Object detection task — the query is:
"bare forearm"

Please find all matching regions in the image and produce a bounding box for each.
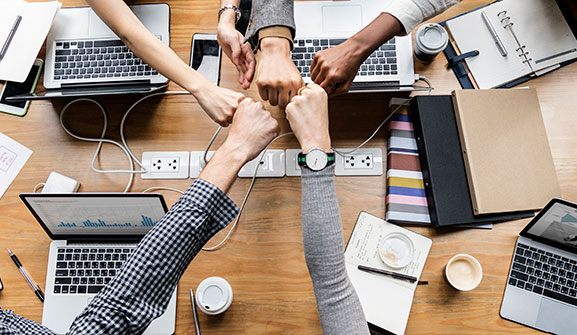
[347,13,403,61]
[86,0,209,94]
[199,145,246,193]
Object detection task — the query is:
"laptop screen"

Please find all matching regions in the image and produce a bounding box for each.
[523,199,577,250]
[20,193,168,240]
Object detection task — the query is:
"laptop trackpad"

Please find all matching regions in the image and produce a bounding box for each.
[88,11,116,37]
[536,298,577,335]
[322,5,362,33]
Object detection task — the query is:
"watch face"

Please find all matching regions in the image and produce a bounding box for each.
[306,149,328,171]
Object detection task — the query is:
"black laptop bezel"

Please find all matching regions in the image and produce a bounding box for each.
[20,193,169,243]
[520,198,577,254]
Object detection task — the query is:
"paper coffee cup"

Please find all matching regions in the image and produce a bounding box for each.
[414,23,449,64]
[444,254,483,291]
[195,277,233,315]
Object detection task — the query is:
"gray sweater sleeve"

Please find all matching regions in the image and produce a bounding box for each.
[301,166,370,335]
[244,0,295,49]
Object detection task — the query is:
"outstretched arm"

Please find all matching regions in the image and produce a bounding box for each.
[67,98,279,334]
[285,85,370,334]
[311,0,460,95]
[85,0,245,126]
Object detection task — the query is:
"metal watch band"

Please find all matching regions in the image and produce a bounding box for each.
[218,4,241,24]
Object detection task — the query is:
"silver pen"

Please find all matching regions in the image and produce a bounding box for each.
[190,289,202,335]
[0,15,23,62]
[481,11,508,57]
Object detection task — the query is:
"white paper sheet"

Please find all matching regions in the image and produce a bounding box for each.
[0,132,32,199]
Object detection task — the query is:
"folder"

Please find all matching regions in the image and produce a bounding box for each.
[409,95,534,226]
[0,0,61,82]
[452,88,561,214]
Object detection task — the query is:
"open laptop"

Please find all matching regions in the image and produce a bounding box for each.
[501,198,577,335]
[293,0,420,93]
[20,193,177,334]
[7,4,170,101]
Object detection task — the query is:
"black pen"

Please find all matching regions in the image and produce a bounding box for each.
[7,248,44,302]
[0,15,22,62]
[358,264,418,283]
[190,289,202,335]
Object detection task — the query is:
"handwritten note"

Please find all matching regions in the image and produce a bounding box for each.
[0,133,32,199]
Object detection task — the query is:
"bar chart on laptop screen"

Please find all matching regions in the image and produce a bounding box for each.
[27,197,166,235]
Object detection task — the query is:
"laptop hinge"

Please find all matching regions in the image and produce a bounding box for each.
[67,237,142,244]
[61,79,151,88]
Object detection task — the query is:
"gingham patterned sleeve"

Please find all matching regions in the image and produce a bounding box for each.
[64,178,239,334]
[0,308,56,335]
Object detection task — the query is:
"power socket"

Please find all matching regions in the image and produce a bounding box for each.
[335,148,383,176]
[190,150,285,178]
[237,149,285,178]
[189,151,215,179]
[141,152,189,179]
[285,149,302,176]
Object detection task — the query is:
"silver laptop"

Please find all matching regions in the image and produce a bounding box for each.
[501,198,577,335]
[293,0,417,93]
[20,193,177,335]
[9,4,169,101]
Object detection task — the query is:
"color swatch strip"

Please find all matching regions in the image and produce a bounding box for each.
[386,102,431,225]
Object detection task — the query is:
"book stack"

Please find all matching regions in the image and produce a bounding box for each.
[404,88,561,227]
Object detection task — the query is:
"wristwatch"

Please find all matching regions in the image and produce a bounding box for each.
[218,4,241,24]
[298,148,335,171]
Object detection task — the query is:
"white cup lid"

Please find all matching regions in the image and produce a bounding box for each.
[196,277,233,314]
[416,23,449,53]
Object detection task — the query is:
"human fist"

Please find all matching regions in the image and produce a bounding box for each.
[255,37,304,109]
[285,83,331,153]
[194,83,245,127]
[310,39,365,95]
[223,98,280,162]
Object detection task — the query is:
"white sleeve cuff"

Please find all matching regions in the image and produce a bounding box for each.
[382,0,461,34]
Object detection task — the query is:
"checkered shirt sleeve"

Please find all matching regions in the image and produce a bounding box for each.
[0,179,238,335]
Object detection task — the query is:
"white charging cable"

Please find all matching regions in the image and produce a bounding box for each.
[332,75,433,156]
[58,91,189,192]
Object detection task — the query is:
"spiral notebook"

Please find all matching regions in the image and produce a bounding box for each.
[445,0,577,89]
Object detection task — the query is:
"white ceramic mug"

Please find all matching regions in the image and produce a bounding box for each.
[444,254,483,291]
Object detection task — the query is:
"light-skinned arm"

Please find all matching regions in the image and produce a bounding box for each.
[311,0,459,95]
[217,0,256,89]
[285,85,370,335]
[85,0,245,126]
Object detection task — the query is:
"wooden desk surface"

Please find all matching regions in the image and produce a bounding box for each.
[1,0,576,333]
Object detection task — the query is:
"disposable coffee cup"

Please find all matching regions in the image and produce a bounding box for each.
[195,277,233,315]
[414,23,449,64]
[444,254,483,291]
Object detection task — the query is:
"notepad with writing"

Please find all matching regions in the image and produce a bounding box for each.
[446,0,577,89]
[345,212,432,335]
[451,88,561,215]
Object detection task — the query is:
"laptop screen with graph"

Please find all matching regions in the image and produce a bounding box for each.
[20,193,168,239]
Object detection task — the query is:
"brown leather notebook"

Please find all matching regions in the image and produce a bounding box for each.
[451,88,561,215]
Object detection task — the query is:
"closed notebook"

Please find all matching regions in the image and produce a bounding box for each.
[452,88,561,215]
[409,95,533,226]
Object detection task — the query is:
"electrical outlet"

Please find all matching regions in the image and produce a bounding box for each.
[285,149,302,176]
[190,150,285,178]
[141,152,189,179]
[238,149,285,178]
[189,151,215,179]
[335,148,383,176]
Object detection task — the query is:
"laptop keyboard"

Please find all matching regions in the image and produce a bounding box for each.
[508,242,577,306]
[54,247,135,294]
[291,38,398,78]
[53,39,160,81]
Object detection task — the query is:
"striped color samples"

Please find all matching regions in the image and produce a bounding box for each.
[386,101,431,224]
